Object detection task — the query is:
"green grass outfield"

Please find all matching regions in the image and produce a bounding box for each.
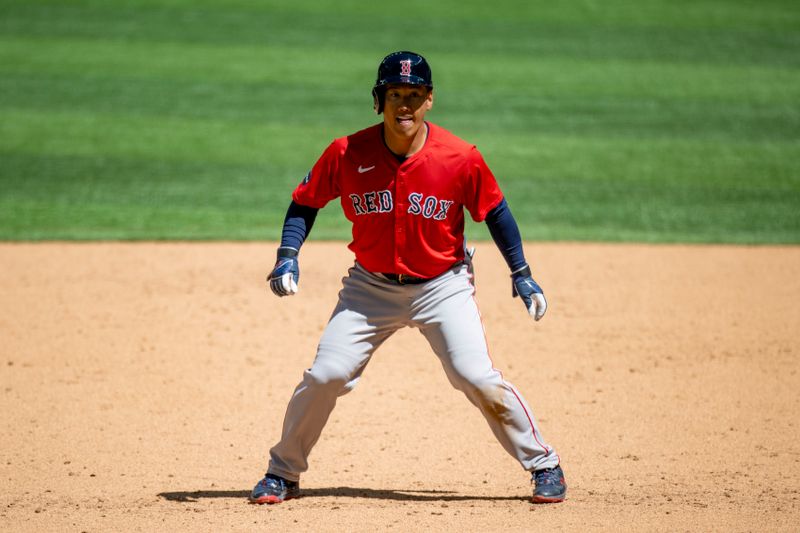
[1,0,799,243]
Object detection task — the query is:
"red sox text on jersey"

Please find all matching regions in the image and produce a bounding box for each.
[292,122,503,278]
[348,190,453,222]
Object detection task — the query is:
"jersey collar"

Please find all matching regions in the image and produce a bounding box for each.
[380,121,430,165]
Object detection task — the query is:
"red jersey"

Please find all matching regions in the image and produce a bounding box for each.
[292,122,504,278]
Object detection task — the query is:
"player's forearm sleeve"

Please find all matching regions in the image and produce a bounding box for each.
[280,200,319,251]
[485,198,528,273]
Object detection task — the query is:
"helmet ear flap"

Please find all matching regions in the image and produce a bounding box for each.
[372,88,385,114]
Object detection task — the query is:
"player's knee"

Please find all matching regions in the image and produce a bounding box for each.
[453,367,500,397]
[460,376,510,419]
[304,363,350,390]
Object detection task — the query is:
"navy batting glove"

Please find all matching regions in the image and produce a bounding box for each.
[268,247,300,297]
[511,265,547,321]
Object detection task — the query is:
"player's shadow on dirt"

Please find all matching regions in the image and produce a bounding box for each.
[158,488,526,503]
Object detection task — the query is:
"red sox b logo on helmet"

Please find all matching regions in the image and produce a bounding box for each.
[400,59,412,76]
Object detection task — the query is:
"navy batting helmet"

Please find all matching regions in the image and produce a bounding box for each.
[372,51,433,114]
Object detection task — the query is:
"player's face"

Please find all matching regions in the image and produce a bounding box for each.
[383,84,433,139]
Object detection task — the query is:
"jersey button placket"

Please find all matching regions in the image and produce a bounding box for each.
[395,171,405,270]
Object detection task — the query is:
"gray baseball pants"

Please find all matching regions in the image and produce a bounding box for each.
[267,261,559,481]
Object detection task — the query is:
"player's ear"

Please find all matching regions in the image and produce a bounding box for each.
[426,89,434,110]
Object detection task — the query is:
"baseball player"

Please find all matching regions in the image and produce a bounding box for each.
[250,51,566,504]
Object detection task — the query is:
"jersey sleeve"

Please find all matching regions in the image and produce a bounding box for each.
[291,140,343,208]
[463,147,504,222]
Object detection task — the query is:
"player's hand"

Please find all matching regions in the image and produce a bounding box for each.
[267,247,300,297]
[511,265,547,321]
[463,239,476,277]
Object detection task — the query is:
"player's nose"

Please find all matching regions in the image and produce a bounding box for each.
[398,99,416,113]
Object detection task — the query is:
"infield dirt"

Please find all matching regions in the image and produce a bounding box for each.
[1,242,798,532]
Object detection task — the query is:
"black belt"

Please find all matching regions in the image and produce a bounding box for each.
[378,260,465,285]
[379,273,433,285]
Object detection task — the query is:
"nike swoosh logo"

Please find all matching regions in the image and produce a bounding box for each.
[358,165,375,174]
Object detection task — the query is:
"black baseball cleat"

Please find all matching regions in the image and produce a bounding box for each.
[249,473,301,504]
[531,465,567,503]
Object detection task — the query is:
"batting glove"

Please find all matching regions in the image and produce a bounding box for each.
[511,265,547,321]
[268,247,299,297]
[463,239,476,277]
